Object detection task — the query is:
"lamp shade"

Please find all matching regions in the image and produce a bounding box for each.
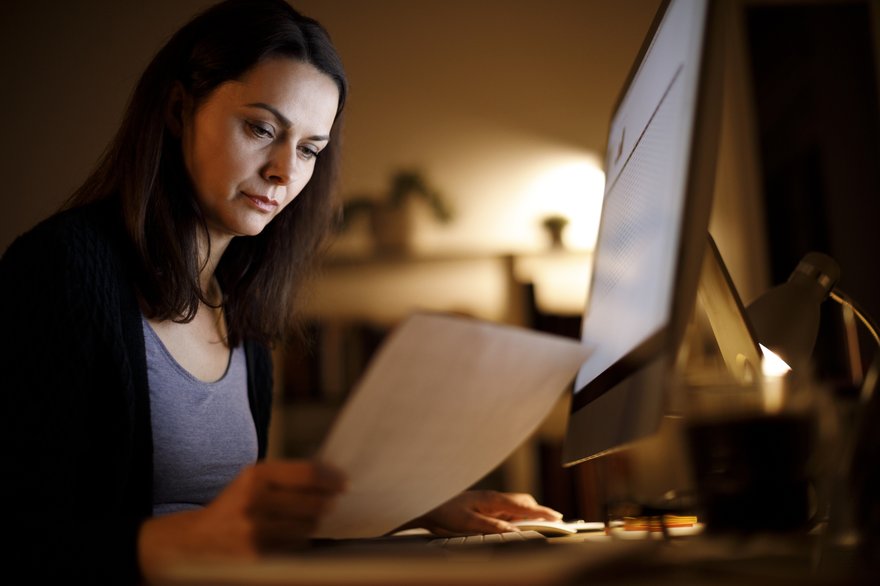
[746,252,840,373]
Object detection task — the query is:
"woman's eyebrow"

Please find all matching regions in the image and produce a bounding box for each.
[246,102,292,128]
[245,102,330,141]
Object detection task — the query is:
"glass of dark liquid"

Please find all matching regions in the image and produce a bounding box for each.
[686,411,817,534]
[679,366,823,535]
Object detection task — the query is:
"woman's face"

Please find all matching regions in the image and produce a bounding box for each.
[181,57,340,242]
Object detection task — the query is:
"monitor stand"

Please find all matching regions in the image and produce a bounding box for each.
[687,234,762,390]
[666,234,766,418]
[572,234,766,514]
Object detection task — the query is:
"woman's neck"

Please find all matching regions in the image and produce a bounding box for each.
[198,229,233,295]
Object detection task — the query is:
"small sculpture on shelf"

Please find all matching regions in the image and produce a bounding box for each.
[341,169,453,256]
[541,214,569,250]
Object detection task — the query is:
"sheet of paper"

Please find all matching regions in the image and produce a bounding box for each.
[314,312,593,539]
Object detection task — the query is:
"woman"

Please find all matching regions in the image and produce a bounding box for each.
[1,1,561,583]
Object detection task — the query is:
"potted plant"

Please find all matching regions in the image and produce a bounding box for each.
[341,170,453,255]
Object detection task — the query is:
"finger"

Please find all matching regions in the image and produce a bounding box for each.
[462,511,519,535]
[501,502,565,521]
[524,505,564,521]
[480,491,564,520]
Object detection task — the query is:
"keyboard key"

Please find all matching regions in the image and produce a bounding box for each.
[428,530,547,548]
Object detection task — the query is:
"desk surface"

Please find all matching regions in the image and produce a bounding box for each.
[153,531,872,586]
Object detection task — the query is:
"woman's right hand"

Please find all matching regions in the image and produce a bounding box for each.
[138,460,346,582]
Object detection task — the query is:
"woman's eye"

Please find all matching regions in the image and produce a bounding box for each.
[299,145,320,160]
[247,122,274,140]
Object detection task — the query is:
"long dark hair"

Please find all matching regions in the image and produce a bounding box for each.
[66,0,348,347]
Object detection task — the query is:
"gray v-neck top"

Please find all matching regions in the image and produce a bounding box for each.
[142,316,257,516]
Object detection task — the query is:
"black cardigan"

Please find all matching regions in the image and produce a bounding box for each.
[1,200,273,584]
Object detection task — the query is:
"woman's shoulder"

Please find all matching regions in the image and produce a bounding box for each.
[10,198,117,242]
[1,199,130,288]
[4,199,120,257]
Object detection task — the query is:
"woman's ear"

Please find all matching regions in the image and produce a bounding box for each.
[165,82,192,137]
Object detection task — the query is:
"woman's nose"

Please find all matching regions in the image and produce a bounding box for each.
[263,142,298,185]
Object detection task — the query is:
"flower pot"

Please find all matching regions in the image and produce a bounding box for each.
[369,205,414,256]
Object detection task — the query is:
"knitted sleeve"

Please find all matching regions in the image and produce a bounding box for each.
[1,204,149,585]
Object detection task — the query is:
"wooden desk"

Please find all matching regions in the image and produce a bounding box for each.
[152,533,649,586]
[153,532,870,585]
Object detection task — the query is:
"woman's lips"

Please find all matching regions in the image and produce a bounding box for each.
[243,192,279,213]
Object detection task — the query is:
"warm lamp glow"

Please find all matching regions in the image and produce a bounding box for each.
[522,156,605,250]
[760,343,791,413]
[760,344,792,378]
[515,252,592,315]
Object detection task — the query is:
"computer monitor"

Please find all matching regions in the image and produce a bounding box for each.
[562,0,751,466]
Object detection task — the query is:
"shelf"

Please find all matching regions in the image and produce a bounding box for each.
[302,250,592,325]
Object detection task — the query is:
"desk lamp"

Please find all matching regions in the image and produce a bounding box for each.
[746,252,840,376]
[746,252,880,379]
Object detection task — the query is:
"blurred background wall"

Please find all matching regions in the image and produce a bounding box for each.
[0,0,659,255]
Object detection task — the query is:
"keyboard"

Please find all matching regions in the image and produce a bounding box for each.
[427,530,547,547]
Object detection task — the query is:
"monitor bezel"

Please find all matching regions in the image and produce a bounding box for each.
[562,0,728,467]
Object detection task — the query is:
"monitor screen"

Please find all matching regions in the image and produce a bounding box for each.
[562,0,727,466]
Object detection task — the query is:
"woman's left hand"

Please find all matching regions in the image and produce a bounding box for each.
[409,490,564,536]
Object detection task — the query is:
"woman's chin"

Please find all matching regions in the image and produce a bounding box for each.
[229,216,274,238]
